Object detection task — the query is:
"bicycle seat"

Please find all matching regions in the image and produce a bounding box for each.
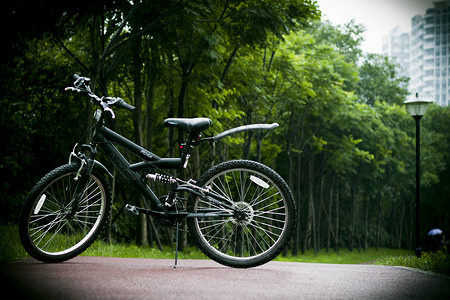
[163,117,212,134]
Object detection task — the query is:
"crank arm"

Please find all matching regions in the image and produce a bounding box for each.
[124,204,190,218]
[125,204,171,217]
[175,184,237,212]
[186,212,234,218]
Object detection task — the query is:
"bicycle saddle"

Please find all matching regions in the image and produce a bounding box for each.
[163,117,212,134]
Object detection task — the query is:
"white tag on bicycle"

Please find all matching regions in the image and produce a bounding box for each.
[94,109,102,121]
[34,194,46,215]
[250,175,269,189]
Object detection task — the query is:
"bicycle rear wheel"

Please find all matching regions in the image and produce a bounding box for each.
[187,160,296,268]
[19,163,111,263]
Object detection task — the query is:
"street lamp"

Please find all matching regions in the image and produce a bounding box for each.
[404,93,432,258]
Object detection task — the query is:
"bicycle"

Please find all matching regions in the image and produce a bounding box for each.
[19,74,296,268]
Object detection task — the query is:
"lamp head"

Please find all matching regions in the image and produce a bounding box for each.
[404,93,433,117]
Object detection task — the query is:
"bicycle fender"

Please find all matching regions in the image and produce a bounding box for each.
[93,160,114,178]
[213,123,279,142]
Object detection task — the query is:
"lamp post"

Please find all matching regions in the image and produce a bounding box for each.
[404,93,432,258]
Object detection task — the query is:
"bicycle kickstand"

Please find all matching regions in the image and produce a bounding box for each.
[174,222,180,269]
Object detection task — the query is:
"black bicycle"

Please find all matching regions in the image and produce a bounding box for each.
[19,75,296,268]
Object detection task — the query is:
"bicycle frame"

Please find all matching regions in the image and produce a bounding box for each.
[74,102,279,219]
[89,128,237,219]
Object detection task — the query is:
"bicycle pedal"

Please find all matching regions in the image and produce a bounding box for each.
[124,204,139,216]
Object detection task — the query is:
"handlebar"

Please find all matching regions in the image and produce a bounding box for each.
[114,98,136,112]
[65,74,136,114]
[66,75,277,142]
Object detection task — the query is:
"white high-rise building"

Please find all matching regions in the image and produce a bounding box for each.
[383,1,449,106]
[382,26,410,79]
[410,1,450,106]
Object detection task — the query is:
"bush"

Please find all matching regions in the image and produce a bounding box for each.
[376,249,450,276]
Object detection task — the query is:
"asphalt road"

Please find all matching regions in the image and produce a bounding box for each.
[1,257,449,299]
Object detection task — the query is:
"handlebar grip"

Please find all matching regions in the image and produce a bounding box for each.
[116,98,135,112]
[73,74,80,80]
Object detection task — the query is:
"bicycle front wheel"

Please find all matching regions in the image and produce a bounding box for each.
[187,160,296,268]
[19,163,111,263]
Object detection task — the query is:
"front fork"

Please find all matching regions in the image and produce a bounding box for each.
[67,144,97,218]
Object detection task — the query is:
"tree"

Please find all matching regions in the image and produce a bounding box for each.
[357,53,410,106]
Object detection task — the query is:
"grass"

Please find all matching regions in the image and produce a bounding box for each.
[1,223,408,263]
[81,240,208,260]
[275,248,413,264]
[0,223,29,262]
[375,251,450,276]
[2,223,449,275]
[0,223,207,262]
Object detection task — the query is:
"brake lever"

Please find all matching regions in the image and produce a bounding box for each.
[65,87,81,92]
[104,106,116,119]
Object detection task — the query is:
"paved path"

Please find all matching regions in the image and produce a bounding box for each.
[1,257,450,299]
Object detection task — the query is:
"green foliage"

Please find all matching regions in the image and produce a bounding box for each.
[376,251,450,276]
[0,36,87,222]
[357,53,410,105]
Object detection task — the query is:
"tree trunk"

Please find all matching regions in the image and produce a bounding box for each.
[176,72,189,251]
[286,109,295,256]
[144,47,164,248]
[303,156,314,254]
[243,108,253,160]
[132,32,148,246]
[335,180,340,253]
[390,194,396,248]
[317,173,325,252]
[291,151,301,256]
[364,199,369,250]
[137,196,148,246]
[376,190,382,249]
[256,135,262,163]
[145,67,155,151]
[86,13,100,142]
[349,185,356,251]
[408,201,413,250]
[326,176,334,252]
[397,199,405,249]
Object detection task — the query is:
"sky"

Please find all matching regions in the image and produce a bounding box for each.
[315,0,437,54]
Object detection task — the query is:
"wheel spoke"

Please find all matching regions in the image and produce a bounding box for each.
[190,161,295,267]
[21,166,108,261]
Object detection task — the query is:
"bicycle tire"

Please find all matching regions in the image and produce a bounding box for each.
[187,160,296,268]
[19,163,112,263]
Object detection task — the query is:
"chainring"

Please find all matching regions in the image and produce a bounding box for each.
[153,195,186,228]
